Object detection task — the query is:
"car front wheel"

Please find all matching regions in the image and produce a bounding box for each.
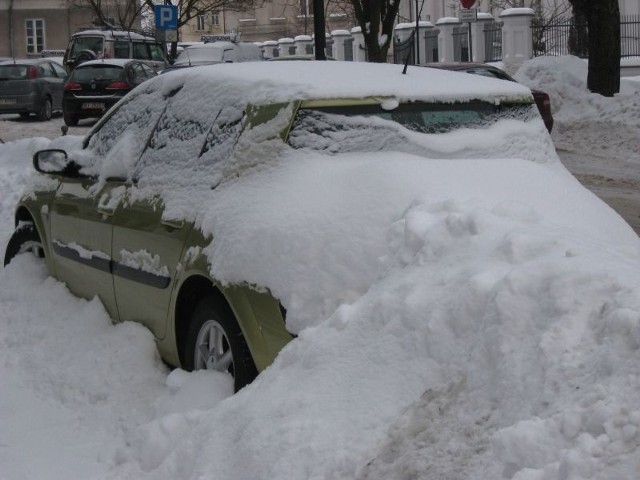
[184,295,258,392]
[4,222,45,267]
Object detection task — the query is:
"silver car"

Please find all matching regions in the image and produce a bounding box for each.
[0,58,68,121]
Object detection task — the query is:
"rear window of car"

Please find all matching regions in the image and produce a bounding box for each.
[0,65,29,80]
[70,36,104,58]
[289,102,537,154]
[71,65,123,81]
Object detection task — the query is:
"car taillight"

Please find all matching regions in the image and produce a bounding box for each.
[64,82,82,91]
[27,66,38,79]
[106,80,130,90]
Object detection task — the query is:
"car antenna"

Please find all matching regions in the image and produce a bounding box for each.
[402,0,427,75]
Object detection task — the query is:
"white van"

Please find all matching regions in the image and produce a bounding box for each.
[63,28,168,73]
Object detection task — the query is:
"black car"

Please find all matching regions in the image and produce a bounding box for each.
[62,58,157,126]
[0,58,68,121]
[423,62,554,133]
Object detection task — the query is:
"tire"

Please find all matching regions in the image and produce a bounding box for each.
[63,111,79,127]
[4,222,45,267]
[75,50,97,66]
[184,296,258,392]
[37,97,52,121]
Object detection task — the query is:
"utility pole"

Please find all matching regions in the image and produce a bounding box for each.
[313,0,326,59]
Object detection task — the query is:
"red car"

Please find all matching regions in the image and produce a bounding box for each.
[423,62,554,133]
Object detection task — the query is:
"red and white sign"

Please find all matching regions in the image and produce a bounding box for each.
[460,0,476,8]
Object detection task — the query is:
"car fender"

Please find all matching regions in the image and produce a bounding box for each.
[161,229,292,371]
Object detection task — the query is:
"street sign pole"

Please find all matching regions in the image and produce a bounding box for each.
[458,6,477,62]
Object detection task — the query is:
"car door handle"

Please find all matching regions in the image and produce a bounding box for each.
[161,218,184,230]
[97,205,115,217]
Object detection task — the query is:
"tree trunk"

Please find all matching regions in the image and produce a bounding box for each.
[569,0,620,96]
[351,0,400,62]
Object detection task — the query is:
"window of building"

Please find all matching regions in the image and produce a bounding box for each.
[211,13,220,26]
[197,15,206,31]
[26,19,45,54]
[299,0,311,16]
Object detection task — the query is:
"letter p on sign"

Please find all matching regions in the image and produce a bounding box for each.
[155,5,178,29]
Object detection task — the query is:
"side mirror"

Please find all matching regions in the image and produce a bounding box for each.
[33,149,82,177]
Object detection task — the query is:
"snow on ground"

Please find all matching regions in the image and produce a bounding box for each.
[1,56,640,480]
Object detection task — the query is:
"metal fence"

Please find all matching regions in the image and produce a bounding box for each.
[344,37,354,61]
[452,25,469,61]
[532,15,640,58]
[484,20,502,62]
[622,14,640,57]
[423,28,439,63]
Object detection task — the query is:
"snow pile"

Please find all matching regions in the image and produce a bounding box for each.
[515,55,640,160]
[1,57,640,480]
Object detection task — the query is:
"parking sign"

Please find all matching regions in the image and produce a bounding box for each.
[155,5,178,30]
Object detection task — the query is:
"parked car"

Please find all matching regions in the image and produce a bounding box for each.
[0,58,68,121]
[63,28,168,73]
[164,41,262,71]
[62,58,157,126]
[5,62,564,392]
[422,62,554,133]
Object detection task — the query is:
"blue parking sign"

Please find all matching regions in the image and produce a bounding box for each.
[155,5,178,29]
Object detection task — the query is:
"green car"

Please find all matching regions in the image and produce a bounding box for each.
[4,62,536,391]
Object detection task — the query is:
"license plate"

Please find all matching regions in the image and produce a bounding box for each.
[0,98,17,105]
[82,102,104,110]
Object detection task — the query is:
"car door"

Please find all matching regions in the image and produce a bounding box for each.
[49,81,168,320]
[49,61,68,110]
[110,93,244,339]
[48,177,122,320]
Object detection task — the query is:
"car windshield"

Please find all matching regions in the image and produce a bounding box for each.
[70,36,104,58]
[0,65,29,80]
[71,66,123,81]
[289,102,537,155]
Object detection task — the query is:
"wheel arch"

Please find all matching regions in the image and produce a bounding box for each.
[174,275,234,368]
[11,204,55,274]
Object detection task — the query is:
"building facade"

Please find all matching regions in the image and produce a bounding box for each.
[0,0,140,59]
[180,0,353,44]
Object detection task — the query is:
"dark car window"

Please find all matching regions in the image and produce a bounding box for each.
[130,63,147,83]
[0,65,29,79]
[114,41,130,59]
[71,66,124,82]
[51,62,68,79]
[140,63,157,78]
[148,44,166,62]
[38,62,55,78]
[70,36,104,57]
[132,43,151,60]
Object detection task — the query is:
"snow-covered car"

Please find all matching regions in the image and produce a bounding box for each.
[163,41,262,71]
[4,61,636,393]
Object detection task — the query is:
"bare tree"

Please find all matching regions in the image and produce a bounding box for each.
[69,0,148,30]
[350,0,401,62]
[568,0,620,96]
